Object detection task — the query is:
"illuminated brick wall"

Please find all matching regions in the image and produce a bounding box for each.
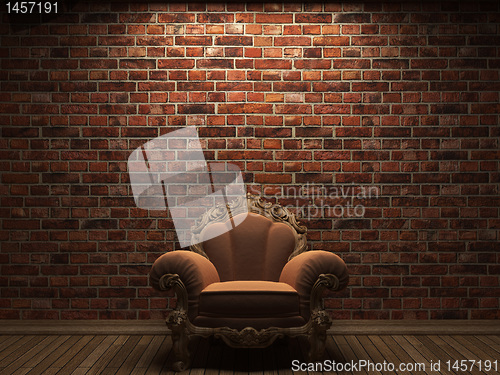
[1,2,499,319]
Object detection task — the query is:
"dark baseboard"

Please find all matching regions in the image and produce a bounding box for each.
[0,320,499,335]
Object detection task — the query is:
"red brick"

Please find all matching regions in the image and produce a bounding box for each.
[214,36,252,46]
[158,13,195,23]
[196,59,234,69]
[274,37,311,46]
[2,266,39,275]
[175,36,212,45]
[177,104,215,114]
[273,82,310,92]
[333,59,371,69]
[313,82,351,92]
[197,13,233,23]
[295,13,332,23]
[99,36,135,46]
[177,82,214,91]
[136,36,173,46]
[1,59,39,69]
[216,82,253,91]
[255,13,293,23]
[294,59,331,69]
[313,104,350,114]
[255,59,292,69]
[119,59,155,69]
[218,103,273,114]
[333,13,370,23]
[255,174,292,183]
[313,36,350,46]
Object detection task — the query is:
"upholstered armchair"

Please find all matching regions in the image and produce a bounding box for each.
[150,194,348,371]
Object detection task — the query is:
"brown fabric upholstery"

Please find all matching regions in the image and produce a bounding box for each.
[199,281,300,317]
[199,213,296,281]
[279,250,349,320]
[149,250,220,319]
[193,316,306,331]
[195,280,305,329]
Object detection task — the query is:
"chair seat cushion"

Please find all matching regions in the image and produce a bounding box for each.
[198,280,300,318]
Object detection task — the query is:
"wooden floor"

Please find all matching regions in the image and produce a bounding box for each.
[0,334,499,375]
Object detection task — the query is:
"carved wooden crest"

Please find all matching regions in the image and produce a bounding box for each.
[189,193,308,260]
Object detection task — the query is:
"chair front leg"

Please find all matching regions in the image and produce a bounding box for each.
[308,309,331,361]
[160,274,191,371]
[307,274,339,362]
[167,310,191,371]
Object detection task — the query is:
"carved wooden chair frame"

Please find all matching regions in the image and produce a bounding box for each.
[157,193,342,371]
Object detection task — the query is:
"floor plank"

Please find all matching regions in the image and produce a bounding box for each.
[135,335,164,369]
[273,340,293,375]
[447,335,496,374]
[397,335,434,374]
[0,333,498,374]
[288,336,306,374]
[0,336,43,365]
[262,341,279,375]
[115,335,154,375]
[106,335,143,370]
[413,335,462,375]
[484,334,500,346]
[219,339,237,375]
[325,336,354,375]
[86,335,129,375]
[356,335,393,374]
[148,335,173,375]
[190,336,210,375]
[205,338,224,375]
[458,335,500,361]
[56,335,107,375]
[0,334,18,348]
[49,335,88,369]
[22,335,74,375]
[35,367,59,375]
[343,335,375,375]
[78,334,119,369]
[365,335,406,375]
[1,336,58,374]
[474,335,500,355]
[378,335,426,375]
[10,369,31,375]
[436,335,490,375]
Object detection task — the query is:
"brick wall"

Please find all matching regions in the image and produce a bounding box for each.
[1,2,499,320]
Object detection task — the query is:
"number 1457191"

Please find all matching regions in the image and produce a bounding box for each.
[6,2,58,14]
[446,360,498,373]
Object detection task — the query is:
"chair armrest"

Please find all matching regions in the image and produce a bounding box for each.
[149,250,220,318]
[279,250,348,319]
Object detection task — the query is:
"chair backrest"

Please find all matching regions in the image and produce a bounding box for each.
[189,194,307,282]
